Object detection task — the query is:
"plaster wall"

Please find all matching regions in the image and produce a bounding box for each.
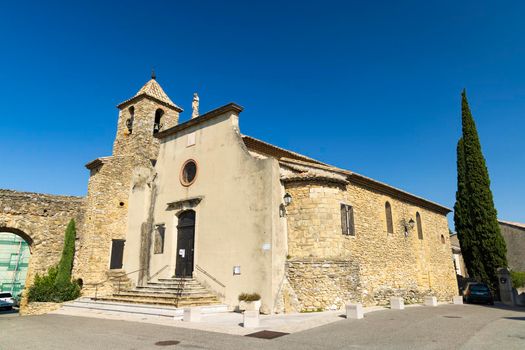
[126,110,286,313]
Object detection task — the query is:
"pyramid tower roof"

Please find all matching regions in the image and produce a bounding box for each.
[118,76,182,111]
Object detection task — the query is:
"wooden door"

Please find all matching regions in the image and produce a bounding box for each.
[175,211,195,277]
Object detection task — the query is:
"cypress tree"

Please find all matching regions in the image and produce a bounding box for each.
[456,90,507,291]
[54,219,76,287]
[454,138,474,275]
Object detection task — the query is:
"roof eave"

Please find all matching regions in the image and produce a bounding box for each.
[155,103,243,139]
[117,93,183,112]
[277,157,451,215]
[349,173,452,215]
[85,156,112,170]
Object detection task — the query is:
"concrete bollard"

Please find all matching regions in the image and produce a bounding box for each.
[424,296,438,307]
[390,297,405,310]
[183,307,201,322]
[243,310,260,328]
[345,303,364,319]
[453,296,464,305]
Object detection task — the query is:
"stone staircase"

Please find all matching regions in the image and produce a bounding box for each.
[59,298,227,319]
[96,277,222,308]
[58,277,227,318]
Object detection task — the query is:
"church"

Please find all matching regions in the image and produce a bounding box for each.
[0,75,458,314]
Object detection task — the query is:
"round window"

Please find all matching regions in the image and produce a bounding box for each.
[180,160,197,186]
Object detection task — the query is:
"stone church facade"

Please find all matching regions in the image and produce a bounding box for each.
[0,76,458,313]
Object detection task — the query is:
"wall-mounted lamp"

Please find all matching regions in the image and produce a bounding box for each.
[408,218,415,229]
[284,193,292,206]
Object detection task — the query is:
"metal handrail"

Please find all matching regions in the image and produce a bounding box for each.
[195,264,225,288]
[174,266,187,308]
[148,264,169,281]
[84,268,146,301]
[85,264,169,301]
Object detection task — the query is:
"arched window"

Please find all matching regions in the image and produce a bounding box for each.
[385,201,393,234]
[126,106,134,133]
[153,109,164,134]
[416,212,423,240]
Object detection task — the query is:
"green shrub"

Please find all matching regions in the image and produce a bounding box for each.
[511,271,525,289]
[27,219,81,303]
[28,266,81,302]
[238,292,261,302]
[28,266,59,302]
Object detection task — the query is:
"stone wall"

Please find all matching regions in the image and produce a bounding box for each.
[286,258,360,311]
[113,97,179,161]
[0,189,85,311]
[20,301,62,316]
[75,95,177,296]
[74,156,155,295]
[499,222,525,271]
[284,180,458,308]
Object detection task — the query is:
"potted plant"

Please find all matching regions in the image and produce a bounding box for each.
[238,292,261,312]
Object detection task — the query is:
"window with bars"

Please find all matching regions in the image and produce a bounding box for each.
[341,204,355,236]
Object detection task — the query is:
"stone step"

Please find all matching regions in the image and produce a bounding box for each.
[97,296,220,307]
[124,289,213,297]
[60,298,227,318]
[134,287,209,295]
[142,282,206,289]
[115,291,218,300]
[158,278,199,283]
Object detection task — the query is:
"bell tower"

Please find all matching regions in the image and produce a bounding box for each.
[113,72,182,160]
[76,73,182,292]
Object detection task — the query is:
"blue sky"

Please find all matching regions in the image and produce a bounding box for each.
[1,1,524,226]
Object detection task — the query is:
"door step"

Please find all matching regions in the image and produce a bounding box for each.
[58,298,228,319]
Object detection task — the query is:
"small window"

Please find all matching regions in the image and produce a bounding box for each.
[126,106,134,134]
[341,204,355,236]
[441,234,445,244]
[180,160,198,186]
[416,212,423,240]
[385,201,393,234]
[154,224,165,254]
[109,239,125,269]
[153,109,164,134]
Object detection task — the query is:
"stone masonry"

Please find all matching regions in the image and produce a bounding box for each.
[0,189,85,311]
[74,79,181,295]
[286,259,361,311]
[284,180,458,310]
[499,221,525,271]
[1,76,459,314]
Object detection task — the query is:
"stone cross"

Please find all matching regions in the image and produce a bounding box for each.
[192,93,199,119]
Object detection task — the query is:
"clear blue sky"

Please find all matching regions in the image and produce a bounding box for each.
[1,1,524,226]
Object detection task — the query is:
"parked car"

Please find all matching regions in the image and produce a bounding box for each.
[463,282,494,305]
[0,292,15,310]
